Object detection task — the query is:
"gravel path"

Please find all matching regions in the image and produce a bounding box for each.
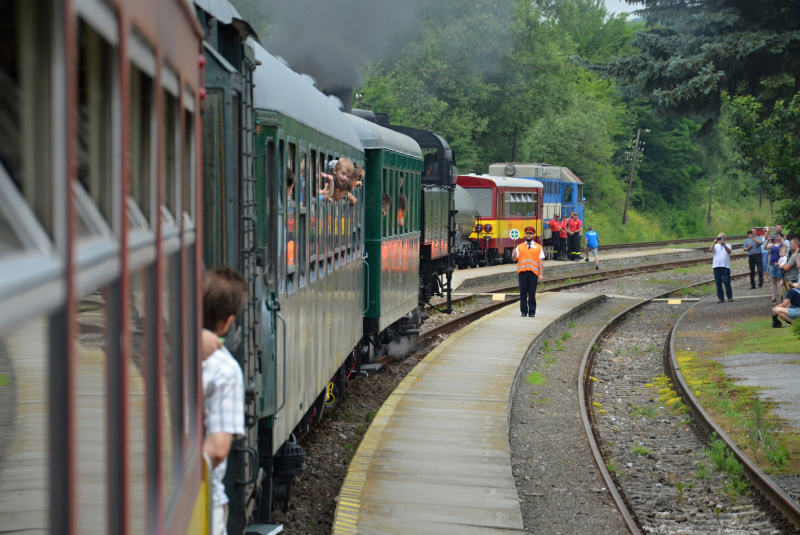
[510,297,631,534]
[589,277,791,534]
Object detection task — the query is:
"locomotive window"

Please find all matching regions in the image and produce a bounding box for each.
[77,20,116,230]
[422,148,438,180]
[563,185,573,204]
[466,188,493,218]
[577,184,583,202]
[129,64,154,227]
[161,88,180,218]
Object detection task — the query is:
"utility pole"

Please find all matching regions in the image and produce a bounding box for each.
[622,128,642,226]
[511,125,518,162]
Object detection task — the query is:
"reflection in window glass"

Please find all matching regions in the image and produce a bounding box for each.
[76,288,109,534]
[183,109,195,220]
[466,188,494,218]
[162,253,182,513]
[128,270,147,535]
[162,90,179,217]
[0,318,50,532]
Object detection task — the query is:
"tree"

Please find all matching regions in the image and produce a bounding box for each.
[722,91,800,234]
[588,0,800,120]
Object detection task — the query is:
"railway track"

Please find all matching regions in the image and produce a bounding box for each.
[579,276,800,534]
[598,235,748,252]
[423,252,748,327]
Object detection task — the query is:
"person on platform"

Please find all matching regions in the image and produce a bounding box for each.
[782,238,800,285]
[558,215,568,261]
[709,232,733,303]
[584,226,600,270]
[567,211,583,261]
[743,227,764,289]
[548,214,562,260]
[202,267,246,535]
[512,226,545,318]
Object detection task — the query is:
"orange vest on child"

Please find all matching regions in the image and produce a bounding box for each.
[516,242,543,276]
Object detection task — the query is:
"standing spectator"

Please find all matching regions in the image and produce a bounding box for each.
[743,227,764,289]
[202,267,247,535]
[547,214,562,260]
[584,226,600,270]
[761,226,771,273]
[772,279,800,327]
[512,226,545,317]
[558,215,568,261]
[767,235,786,302]
[567,211,583,261]
[709,233,733,303]
[782,238,800,284]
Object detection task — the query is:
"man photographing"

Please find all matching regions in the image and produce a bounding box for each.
[709,233,733,303]
[512,226,545,317]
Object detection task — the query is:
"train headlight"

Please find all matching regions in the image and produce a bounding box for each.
[475,224,483,233]
[483,223,493,233]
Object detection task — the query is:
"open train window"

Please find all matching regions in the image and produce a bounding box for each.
[277,139,285,294]
[183,102,196,232]
[298,150,307,287]
[422,148,438,180]
[286,142,295,294]
[129,60,155,255]
[308,150,316,282]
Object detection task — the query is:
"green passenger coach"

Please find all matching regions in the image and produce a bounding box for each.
[250,38,365,522]
[344,114,423,338]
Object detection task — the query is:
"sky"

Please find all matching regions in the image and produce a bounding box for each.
[605,0,645,16]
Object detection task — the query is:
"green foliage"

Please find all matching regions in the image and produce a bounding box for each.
[365,410,377,422]
[560,331,572,341]
[632,443,651,455]
[631,405,657,419]
[555,340,563,351]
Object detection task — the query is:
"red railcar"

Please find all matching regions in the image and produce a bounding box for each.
[456,175,544,266]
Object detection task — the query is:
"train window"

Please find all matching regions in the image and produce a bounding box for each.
[77,20,117,232]
[277,139,285,294]
[299,151,307,287]
[183,106,196,223]
[265,139,277,289]
[308,151,316,282]
[75,286,114,535]
[0,317,52,532]
[129,64,155,230]
[577,184,584,203]
[183,242,198,468]
[161,87,180,219]
[465,188,494,218]
[382,169,388,239]
[563,185,573,204]
[161,252,183,514]
[128,269,147,535]
[422,148,438,180]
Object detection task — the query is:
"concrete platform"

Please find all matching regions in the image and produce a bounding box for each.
[451,247,700,291]
[332,292,603,534]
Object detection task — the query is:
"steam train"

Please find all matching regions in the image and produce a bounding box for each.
[0,0,473,533]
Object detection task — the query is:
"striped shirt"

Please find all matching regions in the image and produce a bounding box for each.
[203,346,245,507]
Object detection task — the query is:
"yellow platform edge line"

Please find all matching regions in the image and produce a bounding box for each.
[330,305,511,534]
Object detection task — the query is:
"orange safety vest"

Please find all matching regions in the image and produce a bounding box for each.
[516,241,543,276]
[288,240,295,265]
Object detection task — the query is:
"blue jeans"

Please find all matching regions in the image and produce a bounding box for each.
[714,267,733,301]
[762,252,769,273]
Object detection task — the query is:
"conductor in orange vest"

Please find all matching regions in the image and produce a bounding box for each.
[512,226,546,317]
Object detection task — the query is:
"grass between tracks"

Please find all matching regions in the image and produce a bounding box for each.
[676,337,800,474]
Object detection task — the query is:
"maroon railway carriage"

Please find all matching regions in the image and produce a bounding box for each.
[0,0,209,533]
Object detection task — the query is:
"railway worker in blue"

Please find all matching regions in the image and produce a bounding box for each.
[743,228,764,289]
[709,233,734,303]
[584,226,600,270]
[202,267,247,535]
[512,226,545,317]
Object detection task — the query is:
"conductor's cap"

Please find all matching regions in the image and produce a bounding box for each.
[524,226,536,234]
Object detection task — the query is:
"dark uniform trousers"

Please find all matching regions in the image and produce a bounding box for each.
[519,271,539,316]
[551,234,561,260]
[569,233,581,260]
[559,236,567,260]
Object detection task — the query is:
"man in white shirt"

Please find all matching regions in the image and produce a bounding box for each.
[202,267,247,535]
[709,232,733,303]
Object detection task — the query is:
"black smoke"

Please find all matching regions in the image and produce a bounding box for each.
[259,0,420,91]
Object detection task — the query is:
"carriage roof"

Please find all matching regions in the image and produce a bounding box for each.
[344,114,422,159]
[458,174,543,190]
